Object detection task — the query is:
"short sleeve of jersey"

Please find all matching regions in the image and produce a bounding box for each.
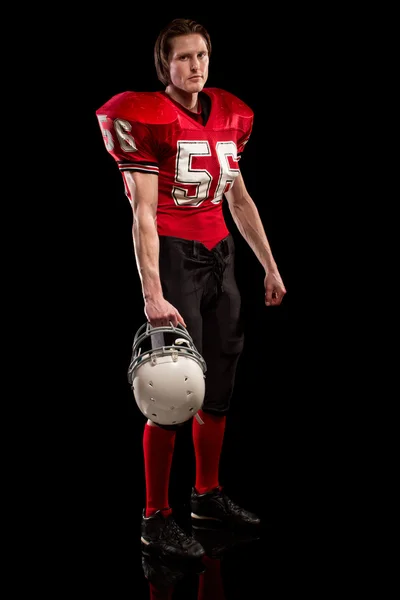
[237,115,253,158]
[96,94,160,175]
[208,88,254,160]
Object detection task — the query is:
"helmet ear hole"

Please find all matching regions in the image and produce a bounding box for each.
[128,322,207,426]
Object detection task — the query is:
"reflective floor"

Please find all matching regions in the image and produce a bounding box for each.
[140,523,265,599]
[88,514,282,598]
[68,475,298,599]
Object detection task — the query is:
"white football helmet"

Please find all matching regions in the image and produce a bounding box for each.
[127,322,207,426]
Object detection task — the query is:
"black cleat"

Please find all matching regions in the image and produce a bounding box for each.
[191,487,261,530]
[141,510,205,561]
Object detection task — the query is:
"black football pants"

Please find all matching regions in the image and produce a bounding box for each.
[158,234,244,415]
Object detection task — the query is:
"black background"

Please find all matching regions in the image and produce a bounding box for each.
[31,8,335,595]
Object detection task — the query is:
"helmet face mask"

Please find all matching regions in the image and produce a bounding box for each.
[128,322,207,426]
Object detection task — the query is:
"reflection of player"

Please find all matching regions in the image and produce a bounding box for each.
[143,528,260,600]
[198,556,225,600]
[96,17,286,562]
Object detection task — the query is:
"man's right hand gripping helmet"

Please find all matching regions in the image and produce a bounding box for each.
[127,322,207,426]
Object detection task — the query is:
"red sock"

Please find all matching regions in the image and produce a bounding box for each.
[143,423,176,517]
[192,410,226,494]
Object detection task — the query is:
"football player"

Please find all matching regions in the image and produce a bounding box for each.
[96,18,286,561]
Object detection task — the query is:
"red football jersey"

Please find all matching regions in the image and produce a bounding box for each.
[96,88,253,250]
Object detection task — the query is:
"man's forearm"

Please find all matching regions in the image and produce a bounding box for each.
[229,197,277,272]
[132,212,163,300]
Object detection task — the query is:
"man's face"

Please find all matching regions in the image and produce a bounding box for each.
[168,34,209,93]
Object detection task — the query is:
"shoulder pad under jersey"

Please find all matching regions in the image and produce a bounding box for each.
[203,88,254,118]
[96,91,179,125]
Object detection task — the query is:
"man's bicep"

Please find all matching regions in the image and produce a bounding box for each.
[123,171,159,217]
[225,171,248,207]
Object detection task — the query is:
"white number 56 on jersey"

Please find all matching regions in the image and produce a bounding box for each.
[98,116,240,206]
[172,140,240,206]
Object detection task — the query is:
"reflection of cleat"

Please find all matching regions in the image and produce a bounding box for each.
[193,527,261,559]
[191,487,261,530]
[141,550,186,587]
[141,548,206,587]
[141,509,205,561]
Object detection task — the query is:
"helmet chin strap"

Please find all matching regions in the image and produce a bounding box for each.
[174,338,190,347]
[151,331,165,348]
[177,339,204,424]
[194,412,204,425]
